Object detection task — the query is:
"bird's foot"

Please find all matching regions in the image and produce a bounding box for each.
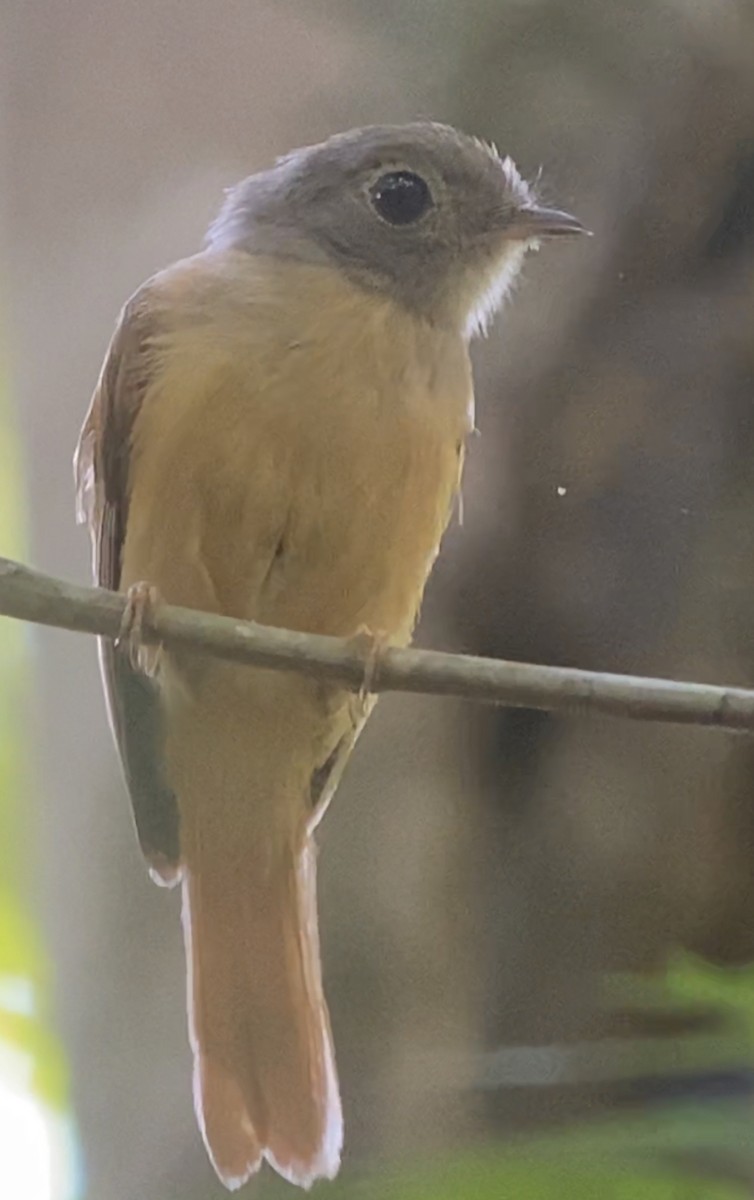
[116,581,163,677]
[348,625,390,710]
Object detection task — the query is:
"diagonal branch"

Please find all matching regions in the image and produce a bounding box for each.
[1,554,754,731]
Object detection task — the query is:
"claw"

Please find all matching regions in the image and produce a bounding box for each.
[348,625,389,714]
[116,581,163,677]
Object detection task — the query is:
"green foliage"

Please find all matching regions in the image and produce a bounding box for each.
[0,360,68,1112]
[307,1103,749,1199]
[348,1145,744,1200]
[666,953,754,1042]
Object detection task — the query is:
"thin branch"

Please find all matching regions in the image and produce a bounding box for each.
[1,554,754,731]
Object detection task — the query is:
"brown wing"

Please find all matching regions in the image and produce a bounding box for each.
[75,287,181,883]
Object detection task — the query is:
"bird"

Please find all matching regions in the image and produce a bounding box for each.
[74,121,585,1190]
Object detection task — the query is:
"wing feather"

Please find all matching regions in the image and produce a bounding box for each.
[75,288,181,882]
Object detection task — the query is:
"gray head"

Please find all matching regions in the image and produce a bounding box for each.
[207,122,585,338]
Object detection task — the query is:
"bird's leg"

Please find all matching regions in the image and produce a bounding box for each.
[347,625,390,720]
[116,581,164,677]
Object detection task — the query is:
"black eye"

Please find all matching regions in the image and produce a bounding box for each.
[369,171,432,226]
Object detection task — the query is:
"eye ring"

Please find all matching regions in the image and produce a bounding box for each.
[369,170,433,227]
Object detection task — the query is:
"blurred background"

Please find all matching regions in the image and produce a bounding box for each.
[4,1,754,1196]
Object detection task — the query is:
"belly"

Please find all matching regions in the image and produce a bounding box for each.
[123,258,472,647]
[255,418,464,643]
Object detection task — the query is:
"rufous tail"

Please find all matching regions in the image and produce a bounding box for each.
[181,820,342,1190]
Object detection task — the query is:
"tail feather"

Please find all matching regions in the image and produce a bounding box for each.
[181,827,342,1190]
[194,1058,263,1189]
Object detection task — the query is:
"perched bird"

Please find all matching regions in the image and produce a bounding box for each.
[75,122,585,1190]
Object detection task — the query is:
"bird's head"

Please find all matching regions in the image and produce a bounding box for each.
[208,122,587,338]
